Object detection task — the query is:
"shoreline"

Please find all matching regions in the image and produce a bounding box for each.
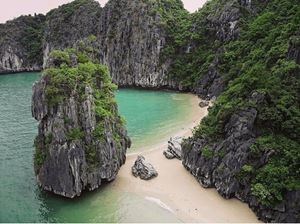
[111,94,260,223]
[127,93,202,154]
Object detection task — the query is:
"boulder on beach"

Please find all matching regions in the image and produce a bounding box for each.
[163,150,176,159]
[132,156,158,180]
[163,137,182,160]
[199,100,210,108]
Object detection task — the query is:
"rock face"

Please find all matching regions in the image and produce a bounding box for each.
[183,108,257,191]
[182,103,300,222]
[205,2,242,43]
[132,156,158,180]
[0,0,190,89]
[195,49,226,99]
[0,0,176,88]
[0,0,260,92]
[97,0,172,88]
[42,0,176,87]
[42,0,102,68]
[0,15,45,73]
[163,137,182,160]
[32,49,130,198]
[191,0,255,99]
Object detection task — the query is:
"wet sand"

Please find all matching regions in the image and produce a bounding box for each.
[111,95,260,223]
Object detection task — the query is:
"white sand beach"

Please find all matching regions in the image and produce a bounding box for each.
[111,95,260,223]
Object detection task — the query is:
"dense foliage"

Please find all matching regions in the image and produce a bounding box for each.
[250,135,300,206]
[180,0,300,206]
[19,15,46,64]
[152,0,192,63]
[157,0,227,87]
[47,0,99,20]
[0,14,46,66]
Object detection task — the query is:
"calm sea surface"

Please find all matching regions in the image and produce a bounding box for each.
[0,72,194,222]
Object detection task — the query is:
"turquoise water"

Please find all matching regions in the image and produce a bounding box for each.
[116,89,192,150]
[0,72,194,222]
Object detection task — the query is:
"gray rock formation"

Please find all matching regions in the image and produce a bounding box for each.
[97,0,172,88]
[0,0,183,88]
[42,0,102,68]
[0,0,257,92]
[183,108,258,191]
[163,150,176,159]
[163,137,182,160]
[199,100,210,108]
[0,15,45,73]
[195,49,226,99]
[205,1,241,43]
[182,101,300,222]
[191,0,255,99]
[132,156,158,180]
[32,50,130,198]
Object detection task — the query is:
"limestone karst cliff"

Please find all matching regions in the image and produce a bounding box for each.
[41,0,179,87]
[32,49,130,198]
[1,0,299,221]
[97,0,171,87]
[0,0,186,88]
[42,0,102,67]
[0,14,45,73]
[181,0,300,222]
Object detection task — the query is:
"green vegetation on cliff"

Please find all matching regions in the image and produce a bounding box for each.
[250,135,300,206]
[158,0,225,87]
[184,0,300,207]
[47,0,97,20]
[0,14,46,66]
[35,48,126,170]
[1,0,298,217]
[153,0,191,62]
[33,136,47,173]
[19,15,45,64]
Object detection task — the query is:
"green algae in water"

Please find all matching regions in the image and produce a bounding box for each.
[0,72,194,222]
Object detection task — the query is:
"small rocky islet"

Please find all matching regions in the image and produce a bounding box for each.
[32,48,131,198]
[0,0,299,222]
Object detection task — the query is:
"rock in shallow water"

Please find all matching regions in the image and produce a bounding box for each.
[163,137,182,160]
[132,156,158,180]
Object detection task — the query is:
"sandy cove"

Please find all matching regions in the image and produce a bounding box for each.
[110,94,260,223]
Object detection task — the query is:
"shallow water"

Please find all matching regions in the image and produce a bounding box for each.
[116,88,193,151]
[0,72,196,222]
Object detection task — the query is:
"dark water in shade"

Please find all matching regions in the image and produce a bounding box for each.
[0,72,194,222]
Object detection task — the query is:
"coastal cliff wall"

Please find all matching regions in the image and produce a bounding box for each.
[42,0,102,67]
[181,0,300,222]
[0,0,182,88]
[0,15,45,73]
[97,0,171,88]
[0,0,299,221]
[42,0,185,88]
